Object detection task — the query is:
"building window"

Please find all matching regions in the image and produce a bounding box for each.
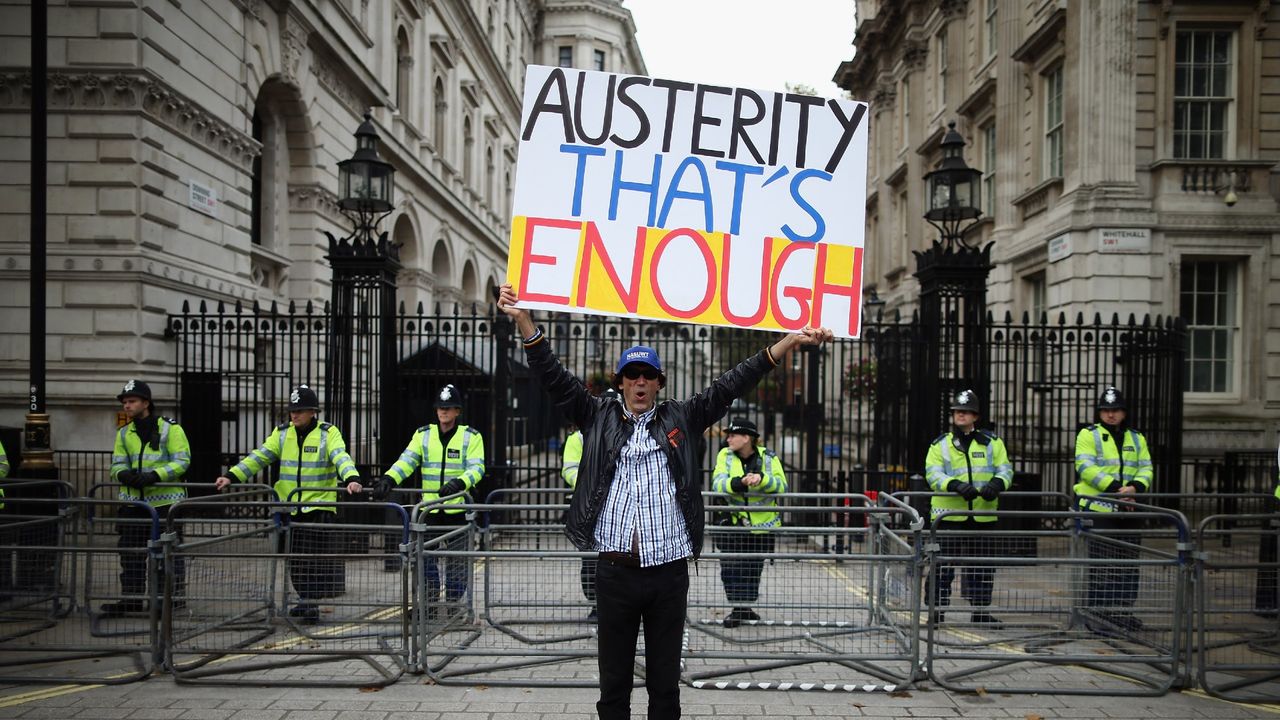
[1174,29,1233,159]
[982,123,996,217]
[433,76,447,152]
[897,78,910,150]
[250,109,263,246]
[936,28,948,110]
[895,190,909,268]
[463,115,474,180]
[593,49,606,71]
[1043,65,1063,179]
[558,45,573,67]
[1024,272,1046,322]
[395,28,411,112]
[1180,260,1239,394]
[984,0,998,60]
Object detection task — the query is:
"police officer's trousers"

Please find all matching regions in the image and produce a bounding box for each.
[117,503,184,598]
[288,510,342,601]
[719,532,774,604]
[423,510,469,602]
[927,518,997,609]
[1085,512,1142,609]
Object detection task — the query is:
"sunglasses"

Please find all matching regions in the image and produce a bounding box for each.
[621,366,659,381]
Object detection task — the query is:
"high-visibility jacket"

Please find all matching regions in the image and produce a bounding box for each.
[925,430,1012,522]
[0,439,8,509]
[111,417,190,508]
[228,421,358,513]
[1274,443,1279,502]
[386,424,485,514]
[1073,423,1152,512]
[561,431,583,488]
[711,445,786,530]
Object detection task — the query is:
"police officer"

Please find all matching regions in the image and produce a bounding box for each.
[712,418,786,628]
[1074,385,1153,633]
[215,385,363,624]
[562,389,618,621]
[104,379,191,617]
[924,389,1012,625]
[369,384,485,611]
[1257,442,1280,618]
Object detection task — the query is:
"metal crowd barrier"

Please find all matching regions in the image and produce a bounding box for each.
[0,483,162,684]
[162,490,412,686]
[903,492,1192,696]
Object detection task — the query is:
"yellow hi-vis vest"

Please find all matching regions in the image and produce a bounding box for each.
[561,430,583,488]
[111,417,190,507]
[1073,424,1153,512]
[925,430,1013,522]
[386,424,485,514]
[0,439,8,509]
[228,421,358,513]
[711,446,786,530]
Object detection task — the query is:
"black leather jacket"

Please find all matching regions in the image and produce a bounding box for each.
[524,337,779,558]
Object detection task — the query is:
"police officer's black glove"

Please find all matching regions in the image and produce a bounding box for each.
[729,477,747,493]
[439,478,467,498]
[979,477,1004,502]
[947,479,980,502]
[373,476,396,502]
[116,469,139,487]
[138,470,160,487]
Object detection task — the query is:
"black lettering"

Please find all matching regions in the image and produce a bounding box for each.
[823,100,867,173]
[729,89,766,165]
[691,84,730,158]
[652,78,695,153]
[609,76,652,148]
[768,91,784,166]
[521,68,575,142]
[573,71,616,145]
[784,93,825,168]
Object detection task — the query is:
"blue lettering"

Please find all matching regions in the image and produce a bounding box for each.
[609,149,662,227]
[559,144,606,217]
[657,156,714,231]
[781,168,832,242]
[713,160,763,235]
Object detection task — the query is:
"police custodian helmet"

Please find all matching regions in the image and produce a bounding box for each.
[287,385,320,411]
[435,384,464,409]
[949,389,980,413]
[1096,385,1126,411]
[117,379,153,403]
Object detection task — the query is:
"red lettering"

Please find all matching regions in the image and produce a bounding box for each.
[769,241,812,330]
[718,235,771,327]
[519,217,579,304]
[576,222,646,313]
[810,245,862,336]
[650,228,716,319]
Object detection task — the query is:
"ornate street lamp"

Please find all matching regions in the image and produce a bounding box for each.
[922,121,983,248]
[335,111,396,247]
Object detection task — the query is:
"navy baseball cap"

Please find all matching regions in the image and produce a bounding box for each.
[616,345,662,374]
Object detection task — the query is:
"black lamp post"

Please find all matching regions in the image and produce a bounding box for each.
[324,112,401,473]
[910,121,992,467]
[922,122,983,248]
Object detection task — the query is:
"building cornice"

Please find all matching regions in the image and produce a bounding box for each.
[0,68,260,171]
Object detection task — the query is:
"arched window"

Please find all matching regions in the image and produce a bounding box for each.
[251,109,263,246]
[433,76,447,152]
[485,145,495,206]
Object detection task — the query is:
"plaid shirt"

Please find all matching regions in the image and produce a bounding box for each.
[594,405,692,566]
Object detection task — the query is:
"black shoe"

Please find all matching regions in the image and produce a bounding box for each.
[100,599,146,618]
[724,607,753,628]
[1255,609,1278,620]
[928,610,946,625]
[742,608,761,622]
[586,606,598,622]
[970,612,1002,626]
[1109,612,1143,632]
[289,603,320,625]
[383,557,403,573]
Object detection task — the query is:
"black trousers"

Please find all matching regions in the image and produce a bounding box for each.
[595,556,688,720]
[423,511,469,602]
[1086,512,1142,609]
[1257,514,1279,612]
[117,504,184,596]
[288,509,342,601]
[927,519,997,608]
[718,532,774,605]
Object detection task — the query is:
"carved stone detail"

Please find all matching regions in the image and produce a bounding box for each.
[0,71,258,169]
[288,183,344,224]
[901,40,928,70]
[281,11,311,85]
[939,0,968,18]
[314,58,363,115]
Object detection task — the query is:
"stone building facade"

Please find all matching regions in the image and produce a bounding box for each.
[836,0,1280,450]
[0,0,644,451]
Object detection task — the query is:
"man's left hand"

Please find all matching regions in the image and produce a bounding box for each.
[345,479,364,496]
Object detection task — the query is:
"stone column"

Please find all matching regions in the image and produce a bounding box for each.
[1074,0,1137,187]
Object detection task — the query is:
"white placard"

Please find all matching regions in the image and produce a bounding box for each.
[1047,233,1072,263]
[1097,228,1150,254]
[188,180,218,217]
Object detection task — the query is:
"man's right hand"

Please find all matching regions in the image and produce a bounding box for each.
[497,284,537,338]
[372,476,396,502]
[947,480,980,502]
[214,476,233,492]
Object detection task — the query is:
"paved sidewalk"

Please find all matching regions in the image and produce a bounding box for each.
[1,677,1278,720]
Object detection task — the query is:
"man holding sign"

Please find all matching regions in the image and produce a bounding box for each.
[499,283,832,720]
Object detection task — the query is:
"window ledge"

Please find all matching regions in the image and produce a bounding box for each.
[1012,177,1063,220]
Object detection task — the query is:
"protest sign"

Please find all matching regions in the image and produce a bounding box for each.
[506,66,870,337]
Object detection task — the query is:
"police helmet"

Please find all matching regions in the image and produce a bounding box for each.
[950,389,980,413]
[1097,385,1126,411]
[116,379,153,403]
[725,417,760,437]
[435,384,464,409]
[287,385,320,411]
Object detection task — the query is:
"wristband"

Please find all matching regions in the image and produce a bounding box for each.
[522,327,545,347]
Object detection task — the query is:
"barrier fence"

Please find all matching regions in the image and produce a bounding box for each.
[0,482,1277,701]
